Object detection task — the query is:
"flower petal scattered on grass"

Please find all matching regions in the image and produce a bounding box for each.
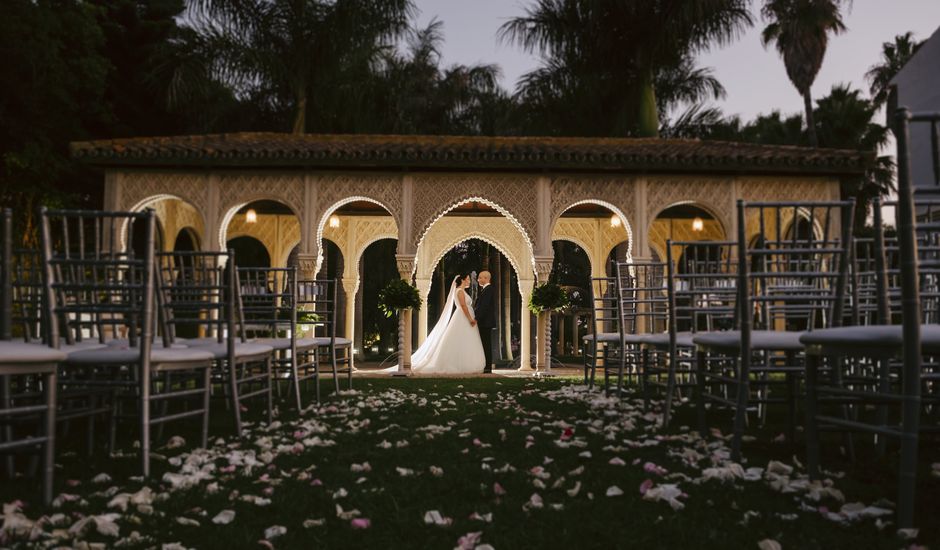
[606,486,624,497]
[212,510,236,525]
[350,518,371,530]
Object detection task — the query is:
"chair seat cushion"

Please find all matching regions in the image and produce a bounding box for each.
[106,338,188,349]
[65,345,214,365]
[582,333,646,344]
[639,331,696,348]
[182,339,274,359]
[307,336,351,347]
[0,341,67,364]
[693,330,805,351]
[252,337,320,351]
[801,324,940,355]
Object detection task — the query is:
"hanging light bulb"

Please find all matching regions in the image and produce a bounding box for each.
[245,208,257,224]
[692,217,704,232]
[610,214,622,228]
[329,215,341,228]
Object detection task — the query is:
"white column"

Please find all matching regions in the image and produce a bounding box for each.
[518,279,535,370]
[204,173,221,252]
[341,277,358,367]
[415,278,431,345]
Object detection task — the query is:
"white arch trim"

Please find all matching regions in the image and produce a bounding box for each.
[420,233,526,299]
[650,200,728,238]
[121,193,206,252]
[415,197,536,275]
[315,196,399,275]
[550,236,595,274]
[218,198,302,254]
[552,199,633,260]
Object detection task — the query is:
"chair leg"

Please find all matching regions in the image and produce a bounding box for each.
[201,365,211,449]
[695,350,707,436]
[227,359,243,436]
[43,369,57,506]
[786,351,798,444]
[265,357,274,424]
[140,368,151,478]
[641,348,651,412]
[290,348,302,411]
[346,348,353,391]
[1,375,14,478]
[804,354,822,480]
[663,348,677,429]
[875,357,890,457]
[731,355,750,463]
[615,345,626,398]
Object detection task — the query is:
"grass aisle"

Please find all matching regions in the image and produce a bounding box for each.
[1,378,937,549]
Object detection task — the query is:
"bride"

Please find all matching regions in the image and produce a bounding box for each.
[411,273,485,374]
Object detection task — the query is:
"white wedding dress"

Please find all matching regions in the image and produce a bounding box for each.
[410,283,485,374]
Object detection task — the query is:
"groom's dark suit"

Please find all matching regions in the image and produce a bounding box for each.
[475,283,497,370]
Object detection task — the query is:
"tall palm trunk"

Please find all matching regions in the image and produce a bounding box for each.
[636,67,660,138]
[292,86,308,134]
[803,89,818,147]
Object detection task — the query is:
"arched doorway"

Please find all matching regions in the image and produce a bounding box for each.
[414,199,535,369]
[223,200,301,268]
[649,203,726,264]
[226,236,270,268]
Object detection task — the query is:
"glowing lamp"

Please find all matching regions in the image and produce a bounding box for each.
[692,217,704,232]
[329,215,341,228]
[245,209,257,224]
[610,215,622,228]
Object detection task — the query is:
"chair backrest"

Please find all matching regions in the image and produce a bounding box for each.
[614,261,668,336]
[737,200,855,334]
[155,250,240,345]
[39,208,156,352]
[588,276,619,337]
[296,278,340,342]
[666,240,738,334]
[237,267,297,339]
[870,198,940,324]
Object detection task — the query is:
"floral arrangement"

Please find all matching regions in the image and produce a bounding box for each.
[378,279,422,318]
[527,281,570,315]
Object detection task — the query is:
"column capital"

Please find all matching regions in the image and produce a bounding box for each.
[296,253,318,278]
[395,253,416,281]
[533,256,554,282]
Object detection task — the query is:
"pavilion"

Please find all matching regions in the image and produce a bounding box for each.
[71,133,871,369]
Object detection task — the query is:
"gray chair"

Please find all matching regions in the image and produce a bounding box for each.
[609,260,668,398]
[157,251,274,435]
[40,208,214,477]
[296,279,351,396]
[238,266,318,409]
[640,240,738,427]
[582,274,626,391]
[694,199,855,462]
[802,109,940,529]
[0,208,63,505]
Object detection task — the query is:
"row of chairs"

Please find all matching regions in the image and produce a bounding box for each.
[0,208,352,504]
[583,109,940,529]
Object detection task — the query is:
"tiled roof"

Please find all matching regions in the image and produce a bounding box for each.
[70,132,873,175]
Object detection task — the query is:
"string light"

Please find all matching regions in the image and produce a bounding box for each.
[610,214,622,228]
[329,215,341,228]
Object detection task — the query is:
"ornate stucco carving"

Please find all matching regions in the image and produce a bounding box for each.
[410,173,539,253]
[414,216,535,297]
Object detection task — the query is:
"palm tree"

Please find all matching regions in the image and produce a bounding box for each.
[865,31,923,107]
[813,84,893,226]
[760,0,848,147]
[500,0,751,137]
[376,19,507,135]
[187,0,414,134]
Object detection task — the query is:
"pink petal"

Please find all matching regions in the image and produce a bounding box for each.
[639,479,654,495]
[350,518,371,529]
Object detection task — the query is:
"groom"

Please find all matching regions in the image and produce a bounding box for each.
[476,271,497,373]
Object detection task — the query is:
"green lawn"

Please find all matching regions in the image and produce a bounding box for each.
[2,377,937,549]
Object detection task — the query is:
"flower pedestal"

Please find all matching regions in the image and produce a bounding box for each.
[393,308,413,377]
